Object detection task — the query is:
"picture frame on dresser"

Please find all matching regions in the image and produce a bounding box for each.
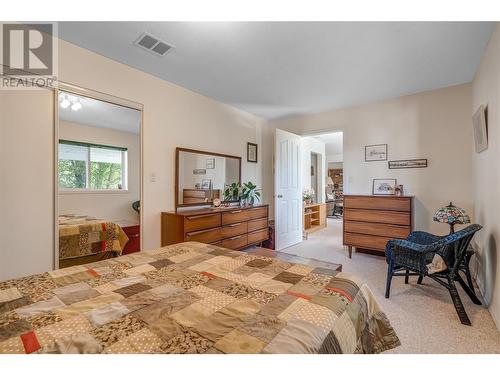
[372,178,397,195]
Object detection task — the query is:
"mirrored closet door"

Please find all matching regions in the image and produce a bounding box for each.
[56,86,142,269]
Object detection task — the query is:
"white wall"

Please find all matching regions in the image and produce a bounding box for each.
[268,84,474,235]
[58,121,140,223]
[471,23,500,329]
[0,90,55,279]
[0,38,266,280]
[301,137,326,204]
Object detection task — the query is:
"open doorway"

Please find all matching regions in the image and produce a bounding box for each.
[302,131,343,241]
[273,128,343,252]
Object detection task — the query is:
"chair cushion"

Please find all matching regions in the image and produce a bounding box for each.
[426,254,447,274]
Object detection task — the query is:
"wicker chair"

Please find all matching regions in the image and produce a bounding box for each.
[385,224,482,325]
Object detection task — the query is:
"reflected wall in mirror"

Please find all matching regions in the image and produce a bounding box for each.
[57,88,142,269]
[176,148,241,207]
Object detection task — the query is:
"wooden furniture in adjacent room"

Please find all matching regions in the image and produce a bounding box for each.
[182,189,220,204]
[303,203,327,238]
[161,204,269,250]
[343,195,413,258]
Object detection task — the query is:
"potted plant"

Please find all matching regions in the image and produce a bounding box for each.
[241,181,261,206]
[223,182,242,203]
[303,188,315,205]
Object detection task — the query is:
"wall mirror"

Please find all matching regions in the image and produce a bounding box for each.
[56,84,142,269]
[176,148,241,207]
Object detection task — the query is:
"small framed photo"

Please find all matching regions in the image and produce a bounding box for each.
[201,179,211,189]
[206,158,215,169]
[388,159,428,169]
[372,178,397,195]
[365,144,387,161]
[473,105,488,153]
[247,142,258,163]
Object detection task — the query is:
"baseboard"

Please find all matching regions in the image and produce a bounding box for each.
[473,257,500,332]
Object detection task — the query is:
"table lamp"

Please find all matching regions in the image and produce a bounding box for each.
[433,202,470,234]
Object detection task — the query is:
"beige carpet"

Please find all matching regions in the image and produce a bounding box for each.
[279,218,500,353]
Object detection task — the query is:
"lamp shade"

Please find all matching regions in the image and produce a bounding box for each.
[326,177,334,186]
[433,202,470,225]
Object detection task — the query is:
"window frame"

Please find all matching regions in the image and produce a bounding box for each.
[58,140,129,193]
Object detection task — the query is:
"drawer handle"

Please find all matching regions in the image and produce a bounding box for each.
[229,210,242,214]
[128,234,140,238]
[227,223,241,227]
[186,214,217,220]
[228,235,242,240]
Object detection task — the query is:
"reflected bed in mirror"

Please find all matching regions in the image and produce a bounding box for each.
[57,88,142,268]
[176,148,241,207]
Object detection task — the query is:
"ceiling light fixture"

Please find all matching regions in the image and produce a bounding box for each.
[71,99,82,111]
[60,97,71,109]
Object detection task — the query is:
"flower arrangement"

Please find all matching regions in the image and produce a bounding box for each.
[303,188,315,204]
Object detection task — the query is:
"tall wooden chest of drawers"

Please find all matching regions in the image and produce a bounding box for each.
[161,204,269,251]
[343,195,413,258]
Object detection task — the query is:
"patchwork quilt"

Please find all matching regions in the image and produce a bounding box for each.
[59,215,129,260]
[0,242,400,354]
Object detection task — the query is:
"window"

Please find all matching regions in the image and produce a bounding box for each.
[58,140,128,191]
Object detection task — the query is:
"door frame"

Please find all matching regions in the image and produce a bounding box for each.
[53,82,144,270]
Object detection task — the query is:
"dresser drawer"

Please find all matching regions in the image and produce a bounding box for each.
[220,234,248,250]
[344,196,411,212]
[184,213,221,232]
[344,233,392,251]
[185,227,223,243]
[247,207,268,220]
[184,190,206,199]
[247,217,268,232]
[344,209,411,225]
[247,228,268,244]
[221,209,248,225]
[221,222,248,238]
[344,221,410,239]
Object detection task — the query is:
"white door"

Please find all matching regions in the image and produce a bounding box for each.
[275,129,302,251]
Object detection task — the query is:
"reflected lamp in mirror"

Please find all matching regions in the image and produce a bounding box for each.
[176,148,241,207]
[433,202,470,234]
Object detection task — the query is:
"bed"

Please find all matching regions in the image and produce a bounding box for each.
[58,215,129,268]
[0,242,400,354]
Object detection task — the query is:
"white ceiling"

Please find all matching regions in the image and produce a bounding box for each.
[311,132,343,156]
[58,22,495,120]
[59,91,141,134]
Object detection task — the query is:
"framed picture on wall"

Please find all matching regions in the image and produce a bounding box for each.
[372,178,397,195]
[473,105,488,153]
[247,142,258,163]
[206,158,215,169]
[388,159,428,169]
[365,144,388,161]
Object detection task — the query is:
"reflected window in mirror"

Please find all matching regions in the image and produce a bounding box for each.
[58,141,128,191]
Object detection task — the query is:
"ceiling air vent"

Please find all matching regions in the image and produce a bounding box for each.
[134,32,174,57]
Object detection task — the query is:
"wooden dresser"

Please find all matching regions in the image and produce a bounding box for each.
[161,204,269,250]
[343,195,413,258]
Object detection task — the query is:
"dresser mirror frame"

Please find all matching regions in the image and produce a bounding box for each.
[175,147,242,209]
